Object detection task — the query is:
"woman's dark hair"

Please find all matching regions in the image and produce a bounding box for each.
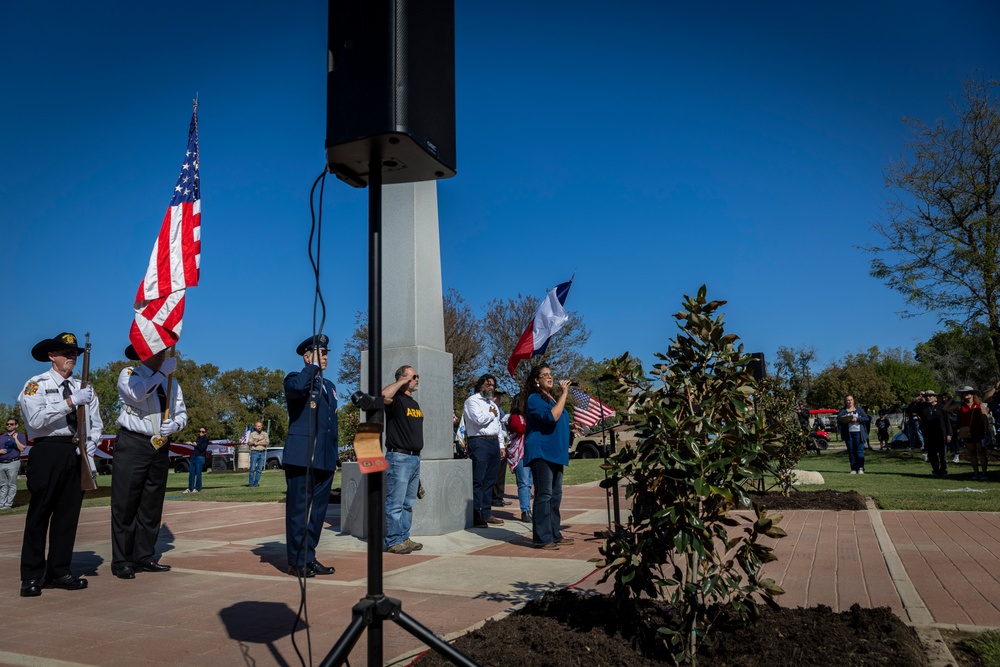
[523,364,550,402]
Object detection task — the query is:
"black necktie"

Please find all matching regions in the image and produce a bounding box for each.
[62,380,78,432]
[157,382,167,413]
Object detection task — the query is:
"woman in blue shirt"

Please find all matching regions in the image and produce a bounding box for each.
[522,364,572,549]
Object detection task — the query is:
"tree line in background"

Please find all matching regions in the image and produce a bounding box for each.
[776,76,1000,413]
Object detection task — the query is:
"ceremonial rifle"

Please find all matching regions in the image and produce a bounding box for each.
[75,333,98,491]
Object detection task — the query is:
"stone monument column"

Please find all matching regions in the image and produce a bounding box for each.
[341,181,472,537]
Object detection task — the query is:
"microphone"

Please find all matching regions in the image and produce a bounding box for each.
[569,381,579,387]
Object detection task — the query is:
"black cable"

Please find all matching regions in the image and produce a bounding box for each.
[289,167,331,667]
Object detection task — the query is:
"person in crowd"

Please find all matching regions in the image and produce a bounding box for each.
[915,391,952,478]
[949,385,991,481]
[111,344,187,580]
[523,364,572,549]
[463,374,505,527]
[507,393,533,523]
[185,427,210,493]
[0,416,27,510]
[283,334,338,577]
[18,332,102,597]
[247,421,269,487]
[875,413,890,450]
[940,393,961,463]
[902,397,925,451]
[491,390,512,509]
[381,365,424,555]
[838,394,869,474]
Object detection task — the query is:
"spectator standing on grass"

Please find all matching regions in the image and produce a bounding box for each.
[185,427,210,493]
[0,417,27,510]
[247,422,269,487]
[946,386,990,481]
[838,394,869,474]
[523,364,572,549]
[875,413,890,450]
[915,391,952,478]
[903,397,925,451]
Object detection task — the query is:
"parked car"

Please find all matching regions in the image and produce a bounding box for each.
[208,441,236,471]
[265,446,284,470]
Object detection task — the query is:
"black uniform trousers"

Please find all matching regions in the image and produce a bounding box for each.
[21,438,84,582]
[111,428,170,570]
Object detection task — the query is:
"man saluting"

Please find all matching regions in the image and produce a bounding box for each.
[283,334,339,578]
[17,332,103,597]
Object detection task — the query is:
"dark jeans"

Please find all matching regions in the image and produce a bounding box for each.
[468,437,500,519]
[188,455,205,491]
[845,430,865,472]
[529,458,563,544]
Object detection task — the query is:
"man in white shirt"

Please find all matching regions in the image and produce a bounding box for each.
[17,332,103,597]
[110,344,187,580]
[462,374,505,527]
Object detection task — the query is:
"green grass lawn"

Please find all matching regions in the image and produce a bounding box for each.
[2,448,999,515]
[795,447,1000,511]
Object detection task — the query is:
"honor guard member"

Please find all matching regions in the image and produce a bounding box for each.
[283,334,338,578]
[17,332,103,597]
[110,344,187,580]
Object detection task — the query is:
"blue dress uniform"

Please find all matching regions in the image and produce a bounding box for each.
[283,335,339,576]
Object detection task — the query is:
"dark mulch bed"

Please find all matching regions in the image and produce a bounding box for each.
[413,589,927,666]
[750,489,868,511]
[415,490,929,666]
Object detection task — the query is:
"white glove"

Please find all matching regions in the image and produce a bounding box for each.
[158,357,177,376]
[69,386,94,406]
[160,419,181,436]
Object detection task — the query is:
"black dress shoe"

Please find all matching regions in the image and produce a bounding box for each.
[520,511,532,522]
[44,574,88,591]
[307,560,335,575]
[473,517,489,528]
[135,561,171,573]
[20,579,42,597]
[287,566,315,578]
[113,566,135,580]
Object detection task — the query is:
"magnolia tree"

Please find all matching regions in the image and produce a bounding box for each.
[598,286,786,665]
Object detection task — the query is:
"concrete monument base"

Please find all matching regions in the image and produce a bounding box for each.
[340,458,473,539]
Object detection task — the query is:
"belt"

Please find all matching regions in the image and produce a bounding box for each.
[468,435,499,441]
[386,448,419,456]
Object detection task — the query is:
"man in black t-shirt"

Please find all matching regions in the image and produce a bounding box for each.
[381,365,424,554]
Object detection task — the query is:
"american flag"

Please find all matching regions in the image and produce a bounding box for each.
[129,104,202,360]
[571,388,616,428]
[238,425,252,445]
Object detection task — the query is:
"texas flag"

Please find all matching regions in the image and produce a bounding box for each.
[507,280,573,377]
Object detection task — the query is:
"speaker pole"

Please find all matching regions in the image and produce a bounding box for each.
[320,155,478,667]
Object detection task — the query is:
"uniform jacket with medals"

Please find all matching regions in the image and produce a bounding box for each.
[116,365,188,436]
[18,369,104,455]
[284,363,338,471]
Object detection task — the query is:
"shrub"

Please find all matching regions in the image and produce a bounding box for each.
[598,286,786,665]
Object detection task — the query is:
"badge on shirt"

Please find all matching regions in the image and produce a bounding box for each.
[24,382,39,396]
[126,367,134,376]
[310,401,317,409]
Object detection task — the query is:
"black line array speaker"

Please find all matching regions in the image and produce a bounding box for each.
[748,353,767,382]
[326,0,457,188]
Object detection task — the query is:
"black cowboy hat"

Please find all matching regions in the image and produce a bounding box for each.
[31,332,85,362]
[296,334,329,356]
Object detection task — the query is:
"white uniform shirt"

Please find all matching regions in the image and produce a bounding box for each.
[17,369,103,456]
[116,365,188,436]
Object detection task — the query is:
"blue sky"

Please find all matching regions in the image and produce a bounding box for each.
[2,1,997,403]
